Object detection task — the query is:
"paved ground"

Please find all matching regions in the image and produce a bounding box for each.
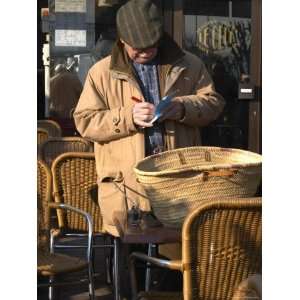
[37,237,182,300]
[38,236,115,300]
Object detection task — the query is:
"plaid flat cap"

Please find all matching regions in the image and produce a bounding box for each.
[116,0,163,49]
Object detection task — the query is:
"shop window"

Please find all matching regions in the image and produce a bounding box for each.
[183,0,252,149]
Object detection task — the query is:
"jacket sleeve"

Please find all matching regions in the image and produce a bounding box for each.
[73,71,138,143]
[178,58,225,127]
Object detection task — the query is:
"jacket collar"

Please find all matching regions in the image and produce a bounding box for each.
[109,33,185,77]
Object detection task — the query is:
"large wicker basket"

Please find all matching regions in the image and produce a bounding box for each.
[134,146,262,228]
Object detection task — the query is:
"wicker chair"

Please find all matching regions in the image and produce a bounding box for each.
[38,127,50,146]
[51,152,119,300]
[129,197,262,300]
[39,136,93,167]
[37,159,95,300]
[38,119,62,137]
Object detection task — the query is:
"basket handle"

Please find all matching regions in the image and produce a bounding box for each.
[203,169,238,180]
[135,168,238,182]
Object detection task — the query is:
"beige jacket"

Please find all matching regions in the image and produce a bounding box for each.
[74,35,224,235]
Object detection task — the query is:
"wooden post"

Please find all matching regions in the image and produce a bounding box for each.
[173,0,183,47]
[248,0,262,153]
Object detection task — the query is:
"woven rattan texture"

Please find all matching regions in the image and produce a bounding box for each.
[52,152,103,233]
[37,159,89,281]
[37,128,50,146]
[37,250,87,276]
[183,198,262,300]
[38,119,62,137]
[37,160,52,249]
[40,137,93,167]
[134,147,262,228]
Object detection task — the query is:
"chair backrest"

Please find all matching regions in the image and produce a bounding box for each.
[38,119,62,137]
[51,152,102,233]
[39,137,94,167]
[37,159,52,250]
[37,128,50,146]
[182,197,262,300]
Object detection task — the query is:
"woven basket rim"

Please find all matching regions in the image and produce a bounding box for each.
[134,146,262,177]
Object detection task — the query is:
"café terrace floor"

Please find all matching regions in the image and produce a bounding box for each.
[37,237,181,300]
[38,241,115,300]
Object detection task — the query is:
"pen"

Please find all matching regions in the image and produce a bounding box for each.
[131,96,142,103]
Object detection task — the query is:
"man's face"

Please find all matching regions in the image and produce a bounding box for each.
[121,40,158,64]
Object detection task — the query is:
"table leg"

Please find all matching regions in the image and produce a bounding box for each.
[145,243,157,291]
[113,237,120,300]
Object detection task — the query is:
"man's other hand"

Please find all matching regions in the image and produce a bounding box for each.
[158,98,185,122]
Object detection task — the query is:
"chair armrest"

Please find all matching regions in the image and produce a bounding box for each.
[48,202,93,264]
[129,251,183,299]
[130,252,182,270]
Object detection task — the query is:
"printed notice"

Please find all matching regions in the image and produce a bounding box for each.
[55,30,86,47]
[55,0,86,13]
[241,88,253,93]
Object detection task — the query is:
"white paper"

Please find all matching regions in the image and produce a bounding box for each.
[150,97,172,124]
[55,0,86,12]
[149,89,179,124]
[55,30,86,47]
[241,88,253,93]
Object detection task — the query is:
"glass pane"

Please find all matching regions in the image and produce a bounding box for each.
[183,0,252,149]
[43,0,126,135]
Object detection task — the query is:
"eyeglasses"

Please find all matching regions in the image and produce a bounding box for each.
[121,39,159,53]
[131,44,158,53]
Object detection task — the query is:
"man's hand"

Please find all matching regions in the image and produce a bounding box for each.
[132,102,155,127]
[158,98,185,122]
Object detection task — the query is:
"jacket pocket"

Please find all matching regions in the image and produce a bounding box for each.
[97,171,126,226]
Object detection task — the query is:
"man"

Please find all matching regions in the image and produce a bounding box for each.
[50,57,82,135]
[74,0,224,236]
